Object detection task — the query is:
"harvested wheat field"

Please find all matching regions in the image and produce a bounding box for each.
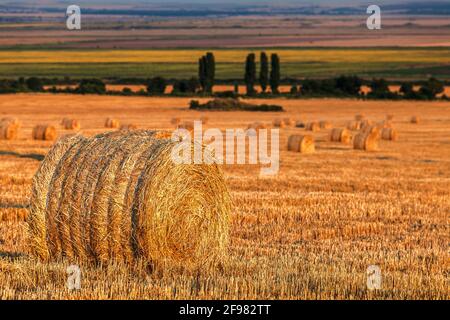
[0,93,449,300]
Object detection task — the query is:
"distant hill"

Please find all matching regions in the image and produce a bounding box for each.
[1,1,449,16]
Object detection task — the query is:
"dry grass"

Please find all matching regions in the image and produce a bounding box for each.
[0,94,449,300]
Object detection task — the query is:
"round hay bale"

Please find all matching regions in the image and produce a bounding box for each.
[247,122,268,136]
[120,124,138,131]
[283,118,293,127]
[353,132,379,151]
[410,116,420,124]
[62,118,81,130]
[1,117,20,127]
[360,119,373,131]
[355,114,365,121]
[378,120,392,128]
[247,122,268,130]
[361,125,381,139]
[386,114,394,121]
[32,125,57,141]
[295,121,305,128]
[105,117,120,129]
[273,119,285,128]
[0,121,19,140]
[28,130,231,268]
[171,117,181,126]
[319,120,332,129]
[347,120,361,131]
[287,135,315,153]
[305,122,320,132]
[28,134,86,260]
[381,128,398,141]
[330,128,352,144]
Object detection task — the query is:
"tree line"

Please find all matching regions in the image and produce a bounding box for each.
[0,52,447,101]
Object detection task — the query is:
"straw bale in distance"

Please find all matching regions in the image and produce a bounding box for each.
[295,121,305,128]
[386,114,394,121]
[330,128,352,144]
[287,135,315,153]
[1,117,20,127]
[361,125,381,139]
[283,118,293,126]
[105,117,120,128]
[305,122,320,132]
[28,130,231,269]
[353,132,379,151]
[273,119,285,128]
[32,125,57,141]
[347,120,361,131]
[381,128,398,141]
[0,118,20,140]
[355,114,365,121]
[410,116,420,124]
[360,119,373,131]
[319,121,332,129]
[62,118,81,130]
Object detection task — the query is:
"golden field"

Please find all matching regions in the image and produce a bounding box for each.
[0,94,449,299]
[2,49,449,64]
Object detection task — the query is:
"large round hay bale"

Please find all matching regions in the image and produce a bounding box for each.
[330,128,352,144]
[0,119,20,140]
[353,132,379,151]
[355,114,365,121]
[319,120,332,129]
[287,135,315,153]
[105,117,120,129]
[305,122,320,132]
[62,118,80,130]
[28,130,231,269]
[410,116,420,124]
[273,119,285,128]
[386,114,394,121]
[32,125,57,141]
[120,124,138,131]
[381,128,398,141]
[347,120,361,131]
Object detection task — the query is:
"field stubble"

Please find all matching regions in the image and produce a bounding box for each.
[0,94,448,299]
